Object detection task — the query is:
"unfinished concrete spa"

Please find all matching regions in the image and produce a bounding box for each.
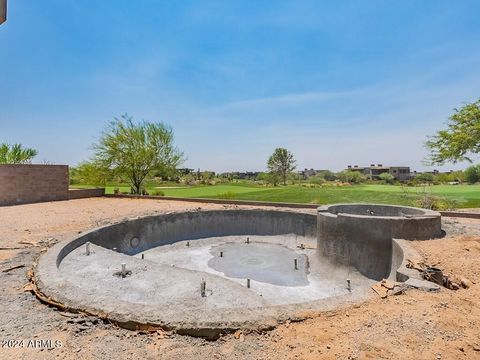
[35,205,442,337]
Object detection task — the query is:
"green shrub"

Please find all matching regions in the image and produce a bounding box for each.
[317,170,336,181]
[336,170,367,184]
[378,172,395,184]
[416,172,435,184]
[464,164,480,184]
[414,194,457,210]
[309,175,325,185]
[152,190,165,196]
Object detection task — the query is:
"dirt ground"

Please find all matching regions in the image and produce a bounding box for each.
[0,198,480,360]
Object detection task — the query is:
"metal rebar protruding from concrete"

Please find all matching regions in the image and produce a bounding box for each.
[294,258,298,270]
[141,254,144,260]
[347,278,351,292]
[220,251,223,258]
[246,237,250,244]
[200,279,206,297]
[121,263,127,278]
[85,242,91,256]
[247,278,251,288]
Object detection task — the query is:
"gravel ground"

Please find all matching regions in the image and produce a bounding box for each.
[1,198,480,359]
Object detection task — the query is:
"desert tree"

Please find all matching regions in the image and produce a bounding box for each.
[425,99,480,165]
[0,143,38,164]
[93,114,184,194]
[267,148,296,185]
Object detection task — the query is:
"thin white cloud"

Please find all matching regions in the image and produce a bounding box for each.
[216,90,357,110]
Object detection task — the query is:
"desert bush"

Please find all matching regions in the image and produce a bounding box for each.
[378,172,395,184]
[464,164,480,184]
[317,170,336,181]
[336,170,366,184]
[414,194,457,211]
[416,172,435,184]
[309,175,325,185]
[179,174,197,186]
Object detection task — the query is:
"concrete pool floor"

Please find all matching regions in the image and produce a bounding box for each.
[48,233,376,334]
[133,235,374,305]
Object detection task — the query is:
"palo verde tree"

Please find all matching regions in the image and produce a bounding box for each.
[267,148,296,185]
[93,114,184,194]
[425,99,480,165]
[0,143,38,164]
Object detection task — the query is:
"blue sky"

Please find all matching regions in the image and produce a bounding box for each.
[1,1,480,172]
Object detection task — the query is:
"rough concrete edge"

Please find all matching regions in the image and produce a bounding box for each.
[392,239,440,292]
[317,203,441,219]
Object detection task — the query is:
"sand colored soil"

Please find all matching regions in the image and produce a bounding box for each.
[0,198,479,359]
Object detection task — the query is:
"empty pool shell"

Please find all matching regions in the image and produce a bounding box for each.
[34,206,442,338]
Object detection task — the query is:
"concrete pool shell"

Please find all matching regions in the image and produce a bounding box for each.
[35,205,442,337]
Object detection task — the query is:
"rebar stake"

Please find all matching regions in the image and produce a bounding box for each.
[121,263,127,278]
[200,279,206,297]
[86,242,91,256]
[247,279,251,288]
[220,251,223,258]
[347,278,351,292]
[246,237,250,244]
[141,254,144,260]
[186,241,190,247]
[294,258,298,270]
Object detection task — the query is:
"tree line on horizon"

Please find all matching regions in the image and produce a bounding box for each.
[2,98,480,193]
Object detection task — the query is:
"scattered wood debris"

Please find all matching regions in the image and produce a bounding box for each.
[371,279,406,298]
[406,258,474,291]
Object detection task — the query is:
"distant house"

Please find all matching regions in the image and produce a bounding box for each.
[237,171,260,180]
[346,164,411,181]
[177,168,195,176]
[219,171,260,180]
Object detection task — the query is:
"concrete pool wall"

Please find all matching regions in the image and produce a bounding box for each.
[55,209,401,281]
[36,205,440,336]
[57,210,317,265]
[317,204,442,280]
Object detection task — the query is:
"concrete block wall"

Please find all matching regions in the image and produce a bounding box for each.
[0,164,69,206]
[68,188,105,200]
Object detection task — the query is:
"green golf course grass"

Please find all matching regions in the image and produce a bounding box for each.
[71,183,480,208]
